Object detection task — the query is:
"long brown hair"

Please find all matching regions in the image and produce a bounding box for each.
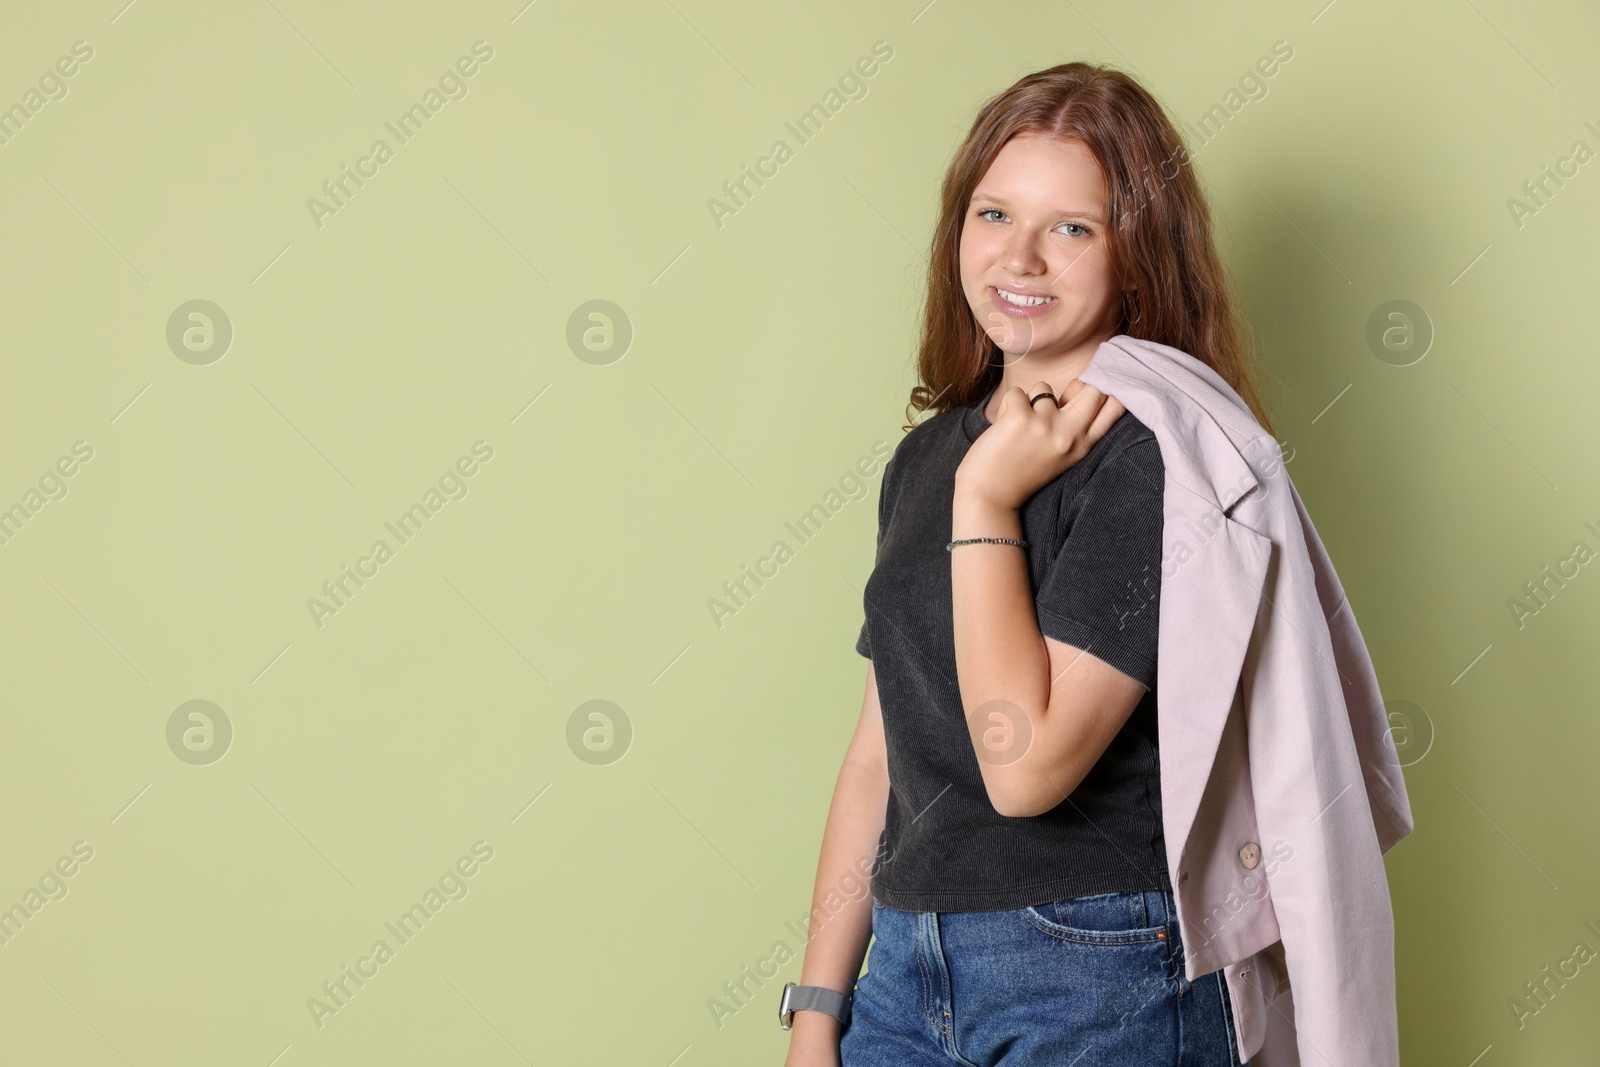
[905,62,1276,439]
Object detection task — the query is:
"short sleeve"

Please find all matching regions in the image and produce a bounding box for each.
[1033,436,1164,688]
[856,454,897,659]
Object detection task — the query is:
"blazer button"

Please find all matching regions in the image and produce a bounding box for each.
[1238,841,1261,869]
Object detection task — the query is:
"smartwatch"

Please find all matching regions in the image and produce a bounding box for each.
[778,981,853,1029]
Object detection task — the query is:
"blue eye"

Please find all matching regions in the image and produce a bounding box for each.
[972,209,1091,236]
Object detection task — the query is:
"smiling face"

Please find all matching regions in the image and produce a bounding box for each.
[958,133,1129,367]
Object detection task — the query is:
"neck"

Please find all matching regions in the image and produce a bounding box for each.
[989,333,1112,413]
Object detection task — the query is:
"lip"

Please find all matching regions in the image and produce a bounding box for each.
[989,284,1056,318]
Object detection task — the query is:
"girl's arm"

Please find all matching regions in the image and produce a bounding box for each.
[949,491,1148,818]
[783,663,891,1067]
[948,377,1150,819]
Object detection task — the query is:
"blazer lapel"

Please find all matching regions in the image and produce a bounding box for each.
[1157,509,1273,866]
[1081,339,1279,878]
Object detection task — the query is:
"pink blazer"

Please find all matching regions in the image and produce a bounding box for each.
[1079,336,1415,1067]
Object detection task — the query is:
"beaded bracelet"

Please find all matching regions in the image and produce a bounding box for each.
[946,537,1029,551]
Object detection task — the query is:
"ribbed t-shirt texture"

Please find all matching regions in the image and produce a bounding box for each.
[855,385,1172,911]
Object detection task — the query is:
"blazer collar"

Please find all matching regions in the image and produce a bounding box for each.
[1081,335,1270,517]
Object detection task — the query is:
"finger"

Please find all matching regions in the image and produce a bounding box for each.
[1086,395,1126,441]
[1061,379,1105,412]
[1053,379,1105,435]
[1026,380,1060,410]
[999,384,1034,418]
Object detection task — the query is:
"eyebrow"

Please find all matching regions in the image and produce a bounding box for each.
[969,192,1104,223]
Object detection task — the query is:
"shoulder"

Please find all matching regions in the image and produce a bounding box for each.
[883,406,965,473]
[868,408,960,519]
[1087,411,1163,477]
[907,404,967,444]
[1049,411,1164,526]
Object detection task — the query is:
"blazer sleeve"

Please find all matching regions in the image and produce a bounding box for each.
[1234,473,1402,1067]
[1287,482,1416,854]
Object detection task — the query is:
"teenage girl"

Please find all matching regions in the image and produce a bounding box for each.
[781,62,1276,1067]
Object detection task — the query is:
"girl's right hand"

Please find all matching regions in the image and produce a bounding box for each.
[954,378,1125,512]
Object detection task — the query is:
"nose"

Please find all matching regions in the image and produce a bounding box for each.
[1001,226,1047,276]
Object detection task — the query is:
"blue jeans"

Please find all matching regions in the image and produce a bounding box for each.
[839,889,1249,1067]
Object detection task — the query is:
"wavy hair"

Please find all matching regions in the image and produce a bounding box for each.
[904,61,1276,439]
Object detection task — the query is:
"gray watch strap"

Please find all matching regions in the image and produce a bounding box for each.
[779,982,852,1027]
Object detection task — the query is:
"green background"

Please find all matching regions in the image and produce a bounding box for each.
[0,0,1595,1063]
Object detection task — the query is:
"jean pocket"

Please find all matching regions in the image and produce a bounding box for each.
[1020,891,1170,946]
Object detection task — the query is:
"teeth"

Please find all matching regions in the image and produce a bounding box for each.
[996,288,1051,307]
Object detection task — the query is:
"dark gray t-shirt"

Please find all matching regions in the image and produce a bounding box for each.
[855,385,1172,911]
